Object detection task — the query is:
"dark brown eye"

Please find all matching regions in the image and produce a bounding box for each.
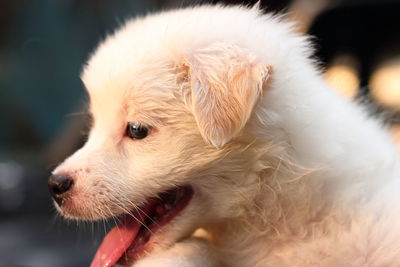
[126,122,150,140]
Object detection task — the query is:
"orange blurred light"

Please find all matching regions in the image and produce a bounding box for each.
[370,58,400,110]
[391,124,400,144]
[324,55,359,99]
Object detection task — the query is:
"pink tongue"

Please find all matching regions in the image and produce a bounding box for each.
[90,215,142,267]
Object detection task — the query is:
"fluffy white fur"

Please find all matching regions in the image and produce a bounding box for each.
[53,5,400,267]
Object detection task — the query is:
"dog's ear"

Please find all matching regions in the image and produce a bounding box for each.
[184,42,271,148]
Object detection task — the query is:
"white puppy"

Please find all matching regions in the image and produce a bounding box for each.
[48,5,400,267]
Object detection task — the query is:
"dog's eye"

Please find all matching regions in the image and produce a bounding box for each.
[126,122,150,140]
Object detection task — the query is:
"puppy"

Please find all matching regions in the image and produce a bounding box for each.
[48,5,400,267]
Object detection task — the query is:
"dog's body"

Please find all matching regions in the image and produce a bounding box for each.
[51,5,400,267]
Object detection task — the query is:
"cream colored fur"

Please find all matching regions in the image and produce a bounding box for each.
[53,5,400,267]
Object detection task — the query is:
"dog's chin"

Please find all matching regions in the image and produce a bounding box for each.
[54,184,197,266]
[73,185,195,267]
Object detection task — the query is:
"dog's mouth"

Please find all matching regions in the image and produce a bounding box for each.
[90,185,194,267]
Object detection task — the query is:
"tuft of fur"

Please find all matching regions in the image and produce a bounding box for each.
[53,5,400,267]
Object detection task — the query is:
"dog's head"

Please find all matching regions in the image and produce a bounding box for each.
[49,8,271,266]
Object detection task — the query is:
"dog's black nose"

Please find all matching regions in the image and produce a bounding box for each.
[48,174,74,204]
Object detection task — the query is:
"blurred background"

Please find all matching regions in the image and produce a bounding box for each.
[0,0,399,266]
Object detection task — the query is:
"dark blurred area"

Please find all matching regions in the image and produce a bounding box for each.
[0,0,399,266]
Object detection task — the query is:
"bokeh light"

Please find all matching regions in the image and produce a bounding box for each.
[324,54,359,99]
[370,57,400,110]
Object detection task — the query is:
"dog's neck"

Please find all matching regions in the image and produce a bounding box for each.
[204,146,353,266]
[203,66,400,265]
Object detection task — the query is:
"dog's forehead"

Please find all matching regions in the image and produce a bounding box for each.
[79,6,285,126]
[82,49,181,129]
[80,5,271,93]
[81,30,181,106]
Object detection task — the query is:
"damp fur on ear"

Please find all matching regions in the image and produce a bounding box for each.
[184,42,271,148]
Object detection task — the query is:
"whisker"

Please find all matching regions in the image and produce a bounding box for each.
[109,194,156,235]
